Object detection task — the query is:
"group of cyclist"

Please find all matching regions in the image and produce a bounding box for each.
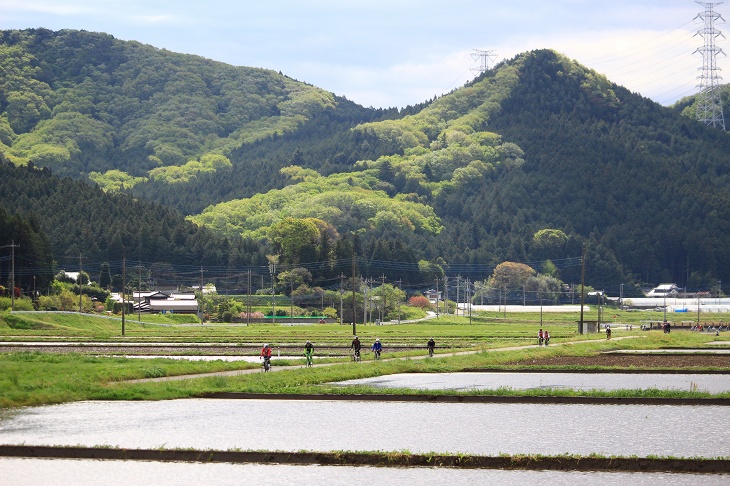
[537,328,550,346]
[260,336,437,370]
[350,336,382,361]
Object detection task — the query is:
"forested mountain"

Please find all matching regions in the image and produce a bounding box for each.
[0,160,267,273]
[2,28,729,294]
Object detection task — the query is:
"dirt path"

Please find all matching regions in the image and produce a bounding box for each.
[123,337,643,384]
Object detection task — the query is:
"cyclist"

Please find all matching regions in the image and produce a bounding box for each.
[543,330,550,346]
[350,336,361,361]
[260,343,272,371]
[371,338,382,360]
[538,329,544,346]
[606,324,612,340]
[304,340,314,367]
[427,338,435,357]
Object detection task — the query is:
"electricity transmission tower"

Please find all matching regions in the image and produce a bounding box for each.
[694,1,726,130]
[471,49,497,76]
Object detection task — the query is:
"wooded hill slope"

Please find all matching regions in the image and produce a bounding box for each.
[1,29,729,292]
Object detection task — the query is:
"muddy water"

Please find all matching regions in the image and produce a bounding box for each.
[3,458,728,486]
[1,399,728,458]
[336,372,730,393]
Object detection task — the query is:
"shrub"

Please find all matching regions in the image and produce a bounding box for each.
[408,295,431,309]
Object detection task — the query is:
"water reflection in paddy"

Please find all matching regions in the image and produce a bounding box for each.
[3,458,728,486]
[1,399,728,458]
[337,372,730,393]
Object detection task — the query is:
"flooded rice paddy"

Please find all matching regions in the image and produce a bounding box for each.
[3,458,729,486]
[336,372,730,393]
[1,399,728,458]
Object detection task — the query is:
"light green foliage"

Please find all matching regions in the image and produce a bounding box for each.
[354,119,429,153]
[149,152,232,184]
[0,114,16,145]
[489,262,537,289]
[280,165,320,183]
[0,296,34,311]
[350,63,525,198]
[277,83,336,117]
[0,30,342,179]
[268,217,320,264]
[533,229,568,248]
[89,169,148,191]
[9,111,114,171]
[190,170,443,239]
[580,72,620,108]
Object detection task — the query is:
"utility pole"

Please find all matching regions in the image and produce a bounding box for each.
[381,274,386,323]
[467,278,472,325]
[444,276,448,315]
[351,243,357,336]
[502,286,507,318]
[694,1,726,130]
[435,278,439,318]
[79,253,84,313]
[121,251,126,336]
[1,241,19,312]
[247,269,252,326]
[199,266,204,324]
[579,244,587,334]
[138,261,143,322]
[269,261,276,324]
[340,274,345,326]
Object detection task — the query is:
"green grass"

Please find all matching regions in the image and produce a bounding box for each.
[0,309,728,409]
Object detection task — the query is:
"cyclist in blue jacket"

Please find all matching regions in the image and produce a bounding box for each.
[371,338,382,359]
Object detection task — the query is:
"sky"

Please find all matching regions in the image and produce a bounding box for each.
[0,0,724,108]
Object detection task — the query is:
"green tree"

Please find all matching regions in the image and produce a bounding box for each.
[268,217,320,265]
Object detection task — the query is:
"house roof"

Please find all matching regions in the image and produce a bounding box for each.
[149,300,199,311]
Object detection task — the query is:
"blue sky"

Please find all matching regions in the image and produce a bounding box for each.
[0,1,722,108]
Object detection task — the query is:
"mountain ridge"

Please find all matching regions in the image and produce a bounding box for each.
[1,29,729,292]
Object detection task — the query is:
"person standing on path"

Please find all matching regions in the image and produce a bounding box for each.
[304,340,314,367]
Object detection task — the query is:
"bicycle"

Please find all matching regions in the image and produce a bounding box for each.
[352,348,361,362]
[428,347,434,357]
[305,351,313,367]
[373,349,381,360]
[262,356,271,372]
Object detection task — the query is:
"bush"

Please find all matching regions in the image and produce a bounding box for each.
[0,296,35,311]
[37,295,60,311]
[408,295,431,309]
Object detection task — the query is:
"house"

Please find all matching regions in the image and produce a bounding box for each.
[425,289,442,303]
[128,291,199,314]
[148,299,199,314]
[645,284,679,297]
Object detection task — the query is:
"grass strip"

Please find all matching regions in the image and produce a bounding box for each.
[0,445,728,473]
[201,391,730,406]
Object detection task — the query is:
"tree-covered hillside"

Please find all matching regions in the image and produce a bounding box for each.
[2,28,729,293]
[0,29,385,185]
[485,50,730,289]
[192,49,730,290]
